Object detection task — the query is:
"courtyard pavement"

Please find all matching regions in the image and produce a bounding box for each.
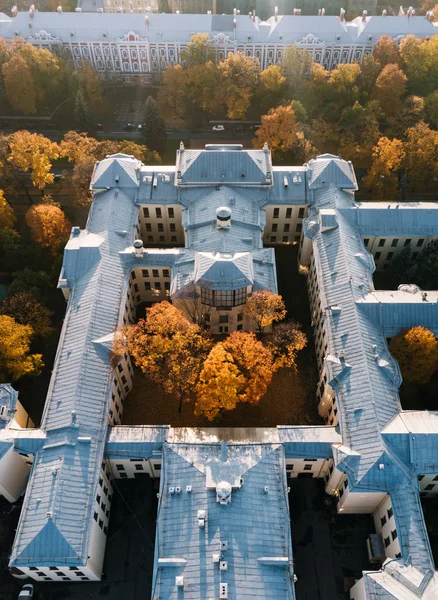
[289,478,376,600]
[0,477,157,600]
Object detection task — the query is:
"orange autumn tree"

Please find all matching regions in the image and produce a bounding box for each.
[114,301,212,412]
[195,331,274,420]
[0,315,43,381]
[253,105,299,158]
[244,290,286,333]
[25,203,71,254]
[390,326,438,385]
[363,137,405,201]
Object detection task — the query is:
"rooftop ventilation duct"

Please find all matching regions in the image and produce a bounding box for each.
[216,481,232,505]
[133,239,144,258]
[216,206,231,229]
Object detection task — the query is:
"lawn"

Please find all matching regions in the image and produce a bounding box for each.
[123,245,322,428]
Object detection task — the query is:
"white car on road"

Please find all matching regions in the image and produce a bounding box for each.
[18,584,34,599]
[212,125,225,131]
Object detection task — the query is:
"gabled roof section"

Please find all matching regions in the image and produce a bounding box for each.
[90,154,140,190]
[17,519,79,563]
[307,155,357,190]
[194,251,253,290]
[176,145,272,185]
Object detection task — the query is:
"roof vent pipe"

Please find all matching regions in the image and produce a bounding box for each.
[362,9,367,20]
[382,9,387,15]
[274,5,278,20]
[293,8,301,15]
[340,7,345,20]
[57,5,62,12]
[133,239,145,257]
[216,206,231,229]
[11,6,18,16]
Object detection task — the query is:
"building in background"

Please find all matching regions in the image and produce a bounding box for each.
[0,11,436,82]
[1,148,438,598]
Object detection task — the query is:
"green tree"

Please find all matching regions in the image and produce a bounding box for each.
[0,292,53,337]
[74,89,94,133]
[142,96,167,152]
[338,101,380,162]
[387,245,412,288]
[390,326,438,385]
[7,268,53,304]
[425,90,438,127]
[399,35,438,96]
[410,240,438,289]
[0,190,15,230]
[280,45,312,97]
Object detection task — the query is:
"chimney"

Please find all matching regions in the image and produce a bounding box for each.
[339,7,345,20]
[11,6,18,16]
[382,9,387,15]
[57,5,62,12]
[361,9,367,20]
[399,6,405,15]
[321,7,325,15]
[293,8,301,15]
[274,5,278,21]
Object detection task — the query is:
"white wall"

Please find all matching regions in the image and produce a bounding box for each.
[0,445,31,503]
[349,577,367,600]
[364,235,435,273]
[285,458,331,479]
[263,205,307,245]
[108,457,162,479]
[373,495,401,559]
[138,203,184,246]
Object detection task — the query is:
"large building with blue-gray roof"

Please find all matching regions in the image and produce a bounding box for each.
[0,9,436,81]
[1,145,438,599]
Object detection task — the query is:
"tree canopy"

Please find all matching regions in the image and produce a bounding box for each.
[143,95,167,152]
[194,332,274,420]
[244,290,286,333]
[0,292,53,337]
[8,131,60,190]
[0,190,15,230]
[25,203,71,254]
[0,314,43,381]
[390,326,438,384]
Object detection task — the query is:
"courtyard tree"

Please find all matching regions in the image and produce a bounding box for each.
[253,105,299,158]
[179,33,215,66]
[157,65,190,125]
[142,95,167,152]
[114,302,212,412]
[194,343,246,421]
[425,90,438,128]
[0,292,53,337]
[194,331,275,420]
[0,315,43,381]
[185,62,224,115]
[409,240,438,290]
[363,137,405,201]
[255,65,287,113]
[25,203,71,254]
[8,131,60,190]
[266,321,308,370]
[0,190,15,230]
[217,51,260,119]
[244,290,286,334]
[390,326,438,385]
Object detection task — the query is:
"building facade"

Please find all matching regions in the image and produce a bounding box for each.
[1,148,438,598]
[0,11,436,81]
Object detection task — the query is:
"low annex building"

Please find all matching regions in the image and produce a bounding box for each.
[0,10,436,79]
[1,147,438,599]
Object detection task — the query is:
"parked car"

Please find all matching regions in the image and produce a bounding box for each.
[212,125,225,131]
[137,124,143,130]
[53,173,65,183]
[96,123,104,131]
[18,584,34,599]
[123,123,135,131]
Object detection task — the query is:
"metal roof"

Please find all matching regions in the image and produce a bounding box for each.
[1,12,436,45]
[342,203,438,237]
[152,442,295,600]
[10,156,140,568]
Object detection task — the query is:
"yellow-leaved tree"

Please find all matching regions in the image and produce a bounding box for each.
[195,331,274,420]
[390,326,438,385]
[0,315,43,381]
[0,190,15,230]
[244,290,286,334]
[114,302,212,413]
[253,105,299,157]
[363,137,405,201]
[25,203,71,254]
[217,51,260,119]
[8,131,60,190]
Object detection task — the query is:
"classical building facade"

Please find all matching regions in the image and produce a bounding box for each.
[1,148,438,598]
[0,11,436,81]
